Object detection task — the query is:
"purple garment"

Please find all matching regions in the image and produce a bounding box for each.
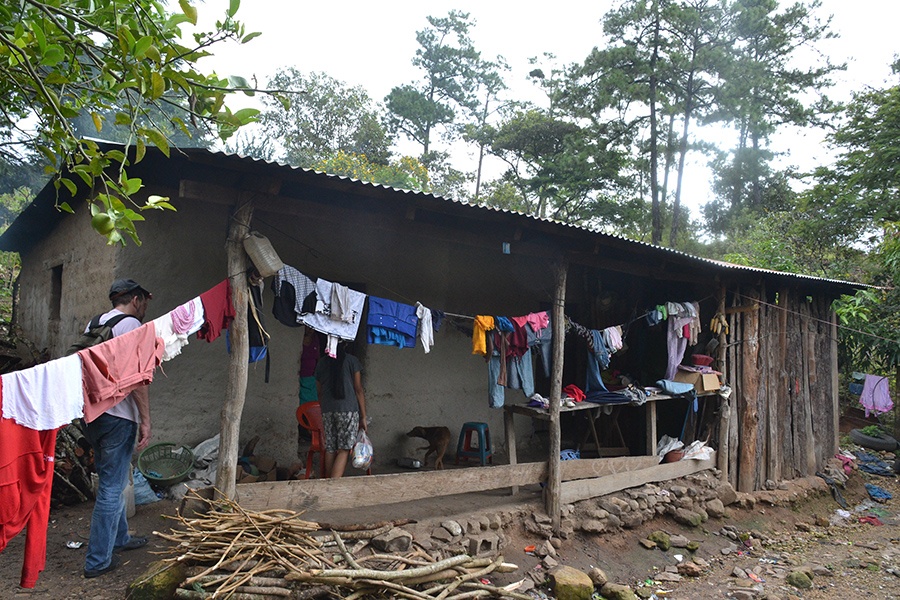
[665,316,693,380]
[860,374,893,417]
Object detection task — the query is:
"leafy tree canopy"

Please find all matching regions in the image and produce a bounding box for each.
[254,69,392,168]
[312,151,430,193]
[0,0,262,244]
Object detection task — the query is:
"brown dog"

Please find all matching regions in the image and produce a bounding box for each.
[406,426,451,470]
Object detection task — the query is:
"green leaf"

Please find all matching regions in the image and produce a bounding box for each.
[106,150,127,165]
[91,112,103,133]
[136,138,146,163]
[122,176,142,196]
[133,36,153,58]
[149,72,165,100]
[241,31,261,44]
[142,129,170,157]
[59,177,77,196]
[31,23,46,52]
[40,45,65,66]
[228,75,250,89]
[233,108,259,124]
[227,0,240,18]
[179,0,198,25]
[58,202,74,214]
[145,44,161,65]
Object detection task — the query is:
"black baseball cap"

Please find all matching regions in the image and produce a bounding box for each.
[109,279,152,300]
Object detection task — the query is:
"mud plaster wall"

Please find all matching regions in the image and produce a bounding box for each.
[18,195,561,468]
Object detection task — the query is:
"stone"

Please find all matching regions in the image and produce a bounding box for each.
[371,528,412,553]
[487,513,503,530]
[654,572,682,582]
[670,485,688,497]
[648,530,671,550]
[533,512,552,524]
[669,534,690,548]
[127,560,187,600]
[715,481,738,505]
[600,581,639,600]
[588,508,610,520]
[588,567,608,586]
[672,508,703,527]
[543,555,559,569]
[785,570,813,589]
[431,526,454,542]
[677,561,703,577]
[732,566,748,578]
[693,557,709,568]
[441,520,463,537]
[686,541,701,552]
[578,519,608,534]
[549,565,594,600]
[621,511,644,529]
[674,496,694,509]
[525,518,553,537]
[705,498,726,518]
[538,539,557,558]
[639,538,658,549]
[795,522,812,532]
[811,565,833,577]
[465,519,481,534]
[550,537,563,549]
[477,515,491,531]
[730,590,758,600]
[635,588,655,599]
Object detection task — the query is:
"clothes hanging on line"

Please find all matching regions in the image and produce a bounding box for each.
[416,302,434,353]
[367,296,418,349]
[472,315,495,356]
[79,322,164,423]
[152,297,204,362]
[860,374,893,417]
[301,278,366,354]
[487,347,535,408]
[0,381,57,589]
[197,280,236,343]
[0,354,83,431]
[271,265,316,327]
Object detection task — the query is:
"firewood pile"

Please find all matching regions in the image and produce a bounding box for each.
[52,422,95,505]
[158,489,529,599]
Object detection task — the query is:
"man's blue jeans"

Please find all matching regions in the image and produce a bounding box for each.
[83,414,137,572]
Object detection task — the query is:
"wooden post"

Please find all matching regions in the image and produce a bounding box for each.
[546,260,567,532]
[215,195,254,499]
[715,285,729,480]
[738,288,759,492]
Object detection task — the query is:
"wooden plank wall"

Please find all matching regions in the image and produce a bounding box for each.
[723,287,837,491]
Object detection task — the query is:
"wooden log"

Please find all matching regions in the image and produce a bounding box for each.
[560,455,717,504]
[716,286,730,480]
[236,463,547,512]
[547,260,567,533]
[216,194,254,499]
[738,288,760,492]
[773,287,789,482]
[785,292,802,479]
[799,299,816,476]
[727,290,740,488]
[755,283,768,489]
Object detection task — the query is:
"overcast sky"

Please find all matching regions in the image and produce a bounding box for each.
[198,0,899,213]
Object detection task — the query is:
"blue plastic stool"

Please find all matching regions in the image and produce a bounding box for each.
[455,422,493,465]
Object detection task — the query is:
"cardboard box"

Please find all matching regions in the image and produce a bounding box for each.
[673,370,721,393]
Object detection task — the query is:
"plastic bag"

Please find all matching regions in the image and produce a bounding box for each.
[352,429,373,470]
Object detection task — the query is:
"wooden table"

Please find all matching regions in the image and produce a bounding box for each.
[503,392,720,466]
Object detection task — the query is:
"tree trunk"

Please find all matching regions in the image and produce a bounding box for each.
[669,67,696,247]
[547,260,567,534]
[649,0,662,246]
[215,195,254,499]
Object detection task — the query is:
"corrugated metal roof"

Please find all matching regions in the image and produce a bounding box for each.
[0,143,867,292]
[209,148,867,290]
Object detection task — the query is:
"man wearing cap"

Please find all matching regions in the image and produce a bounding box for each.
[82,279,153,579]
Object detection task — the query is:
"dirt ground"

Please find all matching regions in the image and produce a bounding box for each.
[3,458,900,599]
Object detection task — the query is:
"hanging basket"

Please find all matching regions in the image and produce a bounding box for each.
[137,443,194,487]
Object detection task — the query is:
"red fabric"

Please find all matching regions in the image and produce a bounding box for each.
[197,280,235,343]
[79,322,164,423]
[562,384,585,402]
[0,380,58,588]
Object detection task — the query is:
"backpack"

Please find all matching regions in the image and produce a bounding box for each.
[66,313,139,356]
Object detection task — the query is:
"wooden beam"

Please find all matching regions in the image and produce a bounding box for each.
[738,290,759,492]
[724,304,759,315]
[716,286,729,480]
[560,455,717,504]
[216,194,254,499]
[561,455,658,481]
[236,463,548,512]
[547,260,567,533]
